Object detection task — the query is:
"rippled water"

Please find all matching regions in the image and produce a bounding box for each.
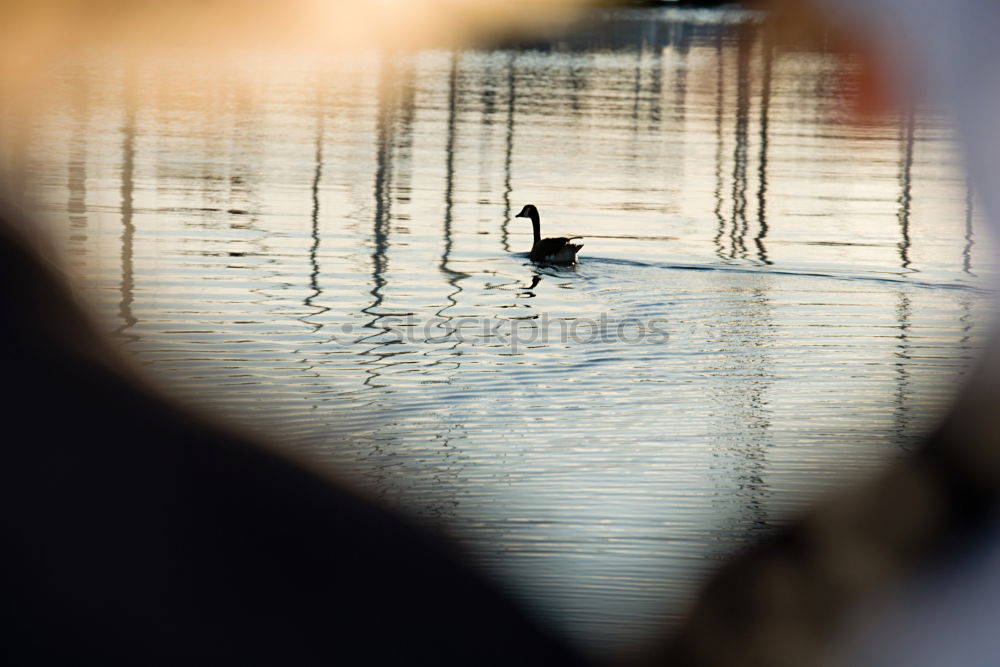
[20,7,995,656]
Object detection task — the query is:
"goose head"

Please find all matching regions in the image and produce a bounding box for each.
[515,204,538,220]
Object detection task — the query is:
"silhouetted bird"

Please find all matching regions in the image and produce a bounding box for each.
[515,204,583,264]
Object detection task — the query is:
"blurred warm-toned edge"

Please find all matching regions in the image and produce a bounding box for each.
[0,0,892,138]
[0,0,894,207]
[0,0,602,213]
[0,0,878,90]
[0,0,590,93]
[0,0,596,131]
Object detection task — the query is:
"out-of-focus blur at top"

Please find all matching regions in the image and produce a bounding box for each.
[0,1,584,125]
[0,0,580,83]
[0,0,604,204]
[812,2,1000,665]
[0,1,735,90]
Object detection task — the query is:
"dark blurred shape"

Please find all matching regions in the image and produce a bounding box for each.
[0,204,586,664]
[650,341,1000,666]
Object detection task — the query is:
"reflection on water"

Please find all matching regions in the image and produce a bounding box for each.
[965,178,975,276]
[67,71,88,262]
[730,29,750,260]
[898,107,915,270]
[21,8,995,656]
[755,28,771,264]
[116,66,138,342]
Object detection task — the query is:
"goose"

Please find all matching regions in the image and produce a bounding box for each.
[515,204,583,264]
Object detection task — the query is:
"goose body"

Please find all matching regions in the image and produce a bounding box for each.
[515,204,583,264]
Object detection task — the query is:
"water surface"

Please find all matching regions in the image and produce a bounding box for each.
[22,8,994,655]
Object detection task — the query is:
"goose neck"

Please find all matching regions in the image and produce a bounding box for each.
[530,212,541,244]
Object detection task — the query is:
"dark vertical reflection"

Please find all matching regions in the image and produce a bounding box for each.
[708,25,777,529]
[730,30,751,259]
[670,42,687,126]
[438,51,468,330]
[958,292,974,353]
[712,34,727,260]
[359,53,398,390]
[67,72,89,260]
[115,66,138,342]
[958,181,976,373]
[359,43,404,500]
[501,52,517,253]
[392,59,417,212]
[648,46,663,126]
[892,107,917,447]
[359,54,417,394]
[568,59,586,116]
[424,51,468,521]
[894,291,913,449]
[707,29,778,529]
[627,44,646,169]
[897,108,915,270]
[305,91,327,319]
[293,84,331,403]
[891,109,921,450]
[476,60,498,207]
[631,45,644,122]
[370,57,395,314]
[963,179,975,276]
[480,61,498,122]
[441,53,460,277]
[754,32,773,265]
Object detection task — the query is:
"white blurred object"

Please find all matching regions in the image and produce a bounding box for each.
[832,520,1000,666]
[817,2,1000,665]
